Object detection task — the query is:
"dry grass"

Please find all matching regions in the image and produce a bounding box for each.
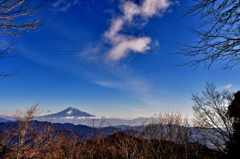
[0,105,223,158]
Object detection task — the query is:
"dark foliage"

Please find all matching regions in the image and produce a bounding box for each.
[225,91,240,158]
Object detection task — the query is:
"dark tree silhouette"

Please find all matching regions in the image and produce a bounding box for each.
[176,0,240,69]
[0,0,47,78]
[225,91,240,158]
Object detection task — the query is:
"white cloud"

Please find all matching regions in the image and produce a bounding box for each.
[60,116,74,119]
[121,1,140,22]
[104,0,171,61]
[59,116,105,120]
[220,84,233,89]
[52,0,79,12]
[108,37,151,61]
[104,18,124,42]
[76,116,103,119]
[141,0,171,17]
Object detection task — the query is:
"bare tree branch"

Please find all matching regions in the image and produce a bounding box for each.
[0,0,47,77]
[176,0,240,69]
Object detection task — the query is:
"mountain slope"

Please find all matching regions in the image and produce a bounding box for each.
[38,107,95,118]
[0,117,12,123]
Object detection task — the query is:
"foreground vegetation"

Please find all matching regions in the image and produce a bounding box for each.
[0,105,223,159]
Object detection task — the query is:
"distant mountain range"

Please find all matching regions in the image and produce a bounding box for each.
[0,117,12,123]
[0,120,120,147]
[1,107,153,127]
[0,118,216,152]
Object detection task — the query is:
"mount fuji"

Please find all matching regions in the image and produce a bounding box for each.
[38,107,95,118]
[33,107,151,127]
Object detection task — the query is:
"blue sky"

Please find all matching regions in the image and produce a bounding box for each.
[0,0,239,118]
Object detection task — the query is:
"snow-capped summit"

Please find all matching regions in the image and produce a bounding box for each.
[39,107,95,118]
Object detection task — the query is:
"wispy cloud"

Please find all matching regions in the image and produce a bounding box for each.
[95,78,151,95]
[220,84,233,89]
[95,81,121,88]
[52,0,79,12]
[104,0,171,61]
[78,43,106,65]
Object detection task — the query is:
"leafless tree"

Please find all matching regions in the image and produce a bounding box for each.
[192,82,234,153]
[140,111,195,159]
[175,0,240,69]
[12,104,41,159]
[0,0,47,77]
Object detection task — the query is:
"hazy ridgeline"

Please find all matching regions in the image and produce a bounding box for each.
[0,105,224,159]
